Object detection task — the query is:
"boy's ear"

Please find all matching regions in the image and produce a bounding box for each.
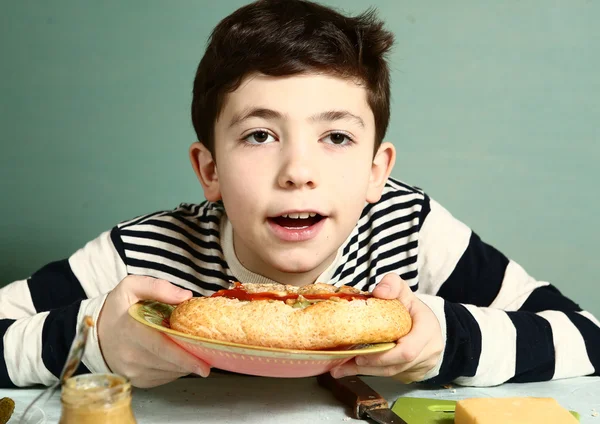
[189,142,222,202]
[366,141,396,203]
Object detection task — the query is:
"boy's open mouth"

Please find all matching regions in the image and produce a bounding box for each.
[269,213,325,229]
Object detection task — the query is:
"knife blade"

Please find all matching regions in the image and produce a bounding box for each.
[317,373,408,424]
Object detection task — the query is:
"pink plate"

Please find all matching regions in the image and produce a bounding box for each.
[128,300,396,378]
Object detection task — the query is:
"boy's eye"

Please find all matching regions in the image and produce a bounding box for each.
[323,132,353,145]
[244,130,275,144]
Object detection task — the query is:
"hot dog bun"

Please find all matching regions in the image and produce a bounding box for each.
[169,282,412,350]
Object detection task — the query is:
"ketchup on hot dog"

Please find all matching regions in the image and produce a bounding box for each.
[211,281,372,302]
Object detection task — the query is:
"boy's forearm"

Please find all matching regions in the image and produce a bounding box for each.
[0,319,18,387]
[0,279,37,320]
[421,299,600,387]
[0,228,127,320]
[0,310,67,388]
[416,195,600,386]
[0,294,110,388]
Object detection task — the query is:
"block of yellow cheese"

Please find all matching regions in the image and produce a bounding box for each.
[454,397,578,424]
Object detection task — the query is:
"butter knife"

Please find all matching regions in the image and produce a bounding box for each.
[317,372,408,424]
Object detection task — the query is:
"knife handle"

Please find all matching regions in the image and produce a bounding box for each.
[317,372,389,419]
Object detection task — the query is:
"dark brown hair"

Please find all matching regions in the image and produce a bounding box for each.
[191,0,394,157]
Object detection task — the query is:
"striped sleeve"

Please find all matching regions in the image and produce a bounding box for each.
[416,196,600,386]
[0,228,127,387]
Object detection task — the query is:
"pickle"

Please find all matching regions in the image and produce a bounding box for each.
[292,299,312,309]
[0,397,15,424]
[291,295,328,309]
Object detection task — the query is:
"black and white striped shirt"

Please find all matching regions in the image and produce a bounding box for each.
[1,178,599,387]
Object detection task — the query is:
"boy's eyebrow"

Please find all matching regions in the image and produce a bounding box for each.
[228,107,365,128]
[229,108,281,128]
[309,110,365,128]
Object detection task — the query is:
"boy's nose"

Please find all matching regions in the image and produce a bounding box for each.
[277,145,318,189]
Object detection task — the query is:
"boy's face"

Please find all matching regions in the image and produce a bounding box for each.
[191,73,394,286]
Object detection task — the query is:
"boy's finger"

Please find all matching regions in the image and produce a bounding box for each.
[131,370,189,389]
[127,277,193,305]
[373,273,414,305]
[146,333,211,377]
[372,273,403,299]
[354,342,414,367]
[355,328,425,367]
[390,308,431,356]
[331,361,408,379]
[394,280,417,311]
[355,301,430,368]
[330,360,359,378]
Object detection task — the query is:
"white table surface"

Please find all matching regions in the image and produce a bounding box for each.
[3,372,599,423]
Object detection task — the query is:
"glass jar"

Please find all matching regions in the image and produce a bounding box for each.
[59,373,137,424]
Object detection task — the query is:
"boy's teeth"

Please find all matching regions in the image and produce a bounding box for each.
[281,212,317,219]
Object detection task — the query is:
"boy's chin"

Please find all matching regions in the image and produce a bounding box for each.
[266,252,337,277]
[270,260,322,274]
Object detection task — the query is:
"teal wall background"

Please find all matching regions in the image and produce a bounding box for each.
[1,1,598,316]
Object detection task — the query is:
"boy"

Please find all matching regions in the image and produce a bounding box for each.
[1,0,598,389]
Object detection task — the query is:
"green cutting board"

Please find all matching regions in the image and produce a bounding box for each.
[391,397,580,423]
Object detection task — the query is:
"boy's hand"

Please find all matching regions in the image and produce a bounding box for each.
[97,275,211,388]
[330,273,443,383]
